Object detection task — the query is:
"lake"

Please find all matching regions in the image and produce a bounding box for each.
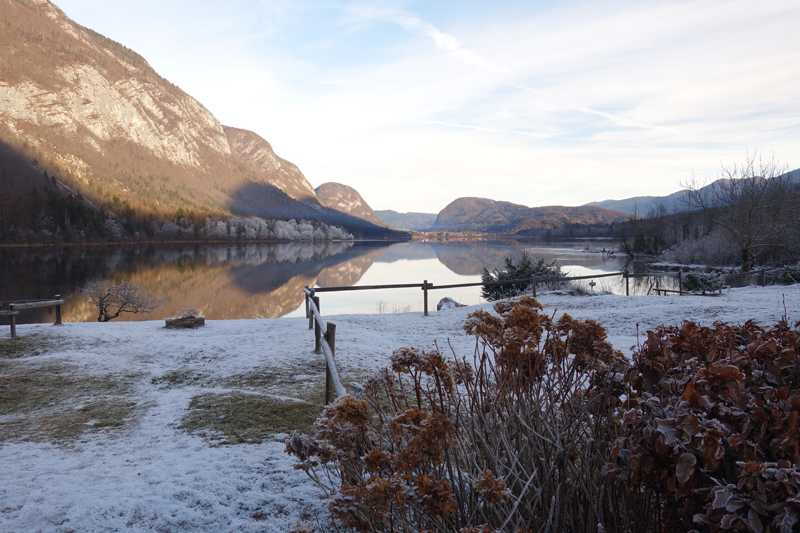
[1,238,655,324]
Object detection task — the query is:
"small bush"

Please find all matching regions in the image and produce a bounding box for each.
[664,230,740,266]
[779,262,800,285]
[481,251,565,301]
[682,271,724,294]
[606,320,800,533]
[287,296,630,532]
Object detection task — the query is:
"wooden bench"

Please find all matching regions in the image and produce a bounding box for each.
[3,296,64,338]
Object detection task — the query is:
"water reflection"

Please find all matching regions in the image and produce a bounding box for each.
[1,242,379,323]
[371,241,624,276]
[1,239,638,324]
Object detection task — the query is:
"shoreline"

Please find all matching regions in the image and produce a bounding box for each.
[0,237,411,249]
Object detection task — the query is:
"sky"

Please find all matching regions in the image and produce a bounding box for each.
[53,0,800,213]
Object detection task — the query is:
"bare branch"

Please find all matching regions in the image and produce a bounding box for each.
[81,279,165,322]
[679,150,798,272]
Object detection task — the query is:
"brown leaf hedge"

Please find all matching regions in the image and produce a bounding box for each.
[609,319,800,533]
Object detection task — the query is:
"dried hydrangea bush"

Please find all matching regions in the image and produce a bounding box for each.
[287,296,631,533]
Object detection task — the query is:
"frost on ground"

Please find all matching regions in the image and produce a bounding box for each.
[0,285,797,532]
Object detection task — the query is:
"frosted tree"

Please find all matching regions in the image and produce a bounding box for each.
[82,279,165,322]
[683,151,799,272]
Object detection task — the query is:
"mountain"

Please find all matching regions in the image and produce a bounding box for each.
[583,195,677,216]
[429,197,632,235]
[373,210,437,231]
[224,127,321,209]
[0,0,406,241]
[585,169,800,215]
[314,183,390,228]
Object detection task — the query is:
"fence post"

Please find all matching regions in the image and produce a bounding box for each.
[325,322,336,405]
[308,289,315,330]
[423,280,429,316]
[678,271,683,296]
[761,269,766,287]
[54,295,62,325]
[304,286,310,319]
[313,296,321,354]
[10,313,16,339]
[531,275,537,298]
[624,270,630,296]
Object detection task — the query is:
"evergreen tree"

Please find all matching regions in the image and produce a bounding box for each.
[481,250,565,301]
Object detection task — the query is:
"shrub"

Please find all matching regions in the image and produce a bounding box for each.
[779,262,800,285]
[480,250,565,301]
[664,229,740,266]
[286,296,630,533]
[682,271,724,294]
[606,320,800,533]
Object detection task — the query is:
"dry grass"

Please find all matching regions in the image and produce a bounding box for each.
[0,332,64,359]
[0,331,343,448]
[175,360,336,445]
[0,358,138,443]
[179,392,323,445]
[151,369,209,388]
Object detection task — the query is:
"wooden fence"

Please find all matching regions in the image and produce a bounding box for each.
[721,268,777,288]
[625,271,683,296]
[308,271,627,316]
[299,268,782,402]
[303,287,346,405]
[1,296,64,338]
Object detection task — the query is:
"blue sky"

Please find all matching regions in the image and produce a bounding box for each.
[55,0,800,213]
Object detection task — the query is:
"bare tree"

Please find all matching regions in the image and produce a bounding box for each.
[82,279,165,322]
[682,151,799,272]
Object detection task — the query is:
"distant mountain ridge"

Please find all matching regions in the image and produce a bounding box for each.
[0,0,406,240]
[585,169,800,215]
[430,197,632,235]
[373,210,437,231]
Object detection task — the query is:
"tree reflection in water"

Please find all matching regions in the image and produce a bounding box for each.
[0,239,627,323]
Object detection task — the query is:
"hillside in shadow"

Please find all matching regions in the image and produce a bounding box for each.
[227,182,410,240]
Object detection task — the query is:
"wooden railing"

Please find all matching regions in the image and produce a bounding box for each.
[625,271,683,296]
[303,287,346,404]
[298,268,788,401]
[309,272,627,315]
[2,296,64,338]
[721,268,778,288]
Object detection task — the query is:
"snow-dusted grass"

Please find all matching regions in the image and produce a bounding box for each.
[0,285,798,532]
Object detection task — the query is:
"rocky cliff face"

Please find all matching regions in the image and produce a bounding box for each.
[224,127,321,208]
[0,0,323,217]
[315,182,390,228]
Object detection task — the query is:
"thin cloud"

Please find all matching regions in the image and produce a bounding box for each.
[343,1,510,74]
[409,119,551,138]
[569,105,676,133]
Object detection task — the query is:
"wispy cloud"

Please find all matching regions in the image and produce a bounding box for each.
[341,1,510,74]
[53,0,800,212]
[409,119,551,138]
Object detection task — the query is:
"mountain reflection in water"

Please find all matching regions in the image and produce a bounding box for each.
[0,239,623,323]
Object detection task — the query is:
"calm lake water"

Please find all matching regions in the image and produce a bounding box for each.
[0,238,654,324]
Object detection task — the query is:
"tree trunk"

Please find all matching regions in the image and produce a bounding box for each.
[741,248,754,273]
